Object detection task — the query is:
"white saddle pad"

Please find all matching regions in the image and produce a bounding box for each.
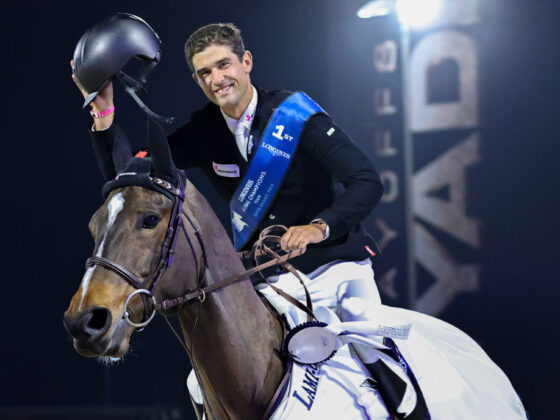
[264,299,527,419]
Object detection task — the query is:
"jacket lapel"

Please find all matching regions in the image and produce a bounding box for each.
[246,86,279,166]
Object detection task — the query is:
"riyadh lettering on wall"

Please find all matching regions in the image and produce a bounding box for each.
[372,0,482,315]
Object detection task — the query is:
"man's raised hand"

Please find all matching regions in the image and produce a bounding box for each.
[70,60,115,130]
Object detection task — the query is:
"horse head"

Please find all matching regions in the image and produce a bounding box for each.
[63,118,201,361]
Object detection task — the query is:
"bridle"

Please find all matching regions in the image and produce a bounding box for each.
[85,176,207,329]
[85,176,313,330]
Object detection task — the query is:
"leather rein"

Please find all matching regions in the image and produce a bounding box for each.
[85,177,311,330]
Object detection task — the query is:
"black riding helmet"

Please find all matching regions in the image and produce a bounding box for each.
[73,13,173,123]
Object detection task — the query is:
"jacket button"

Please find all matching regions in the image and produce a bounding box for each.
[269,214,276,220]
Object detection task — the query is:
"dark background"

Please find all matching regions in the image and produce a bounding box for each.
[2,0,559,419]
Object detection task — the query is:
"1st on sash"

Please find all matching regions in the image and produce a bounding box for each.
[230,92,326,250]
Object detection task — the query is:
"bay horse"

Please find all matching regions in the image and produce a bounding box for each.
[64,118,527,420]
[63,118,285,419]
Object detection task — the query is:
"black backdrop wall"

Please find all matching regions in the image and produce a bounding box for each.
[2,1,558,419]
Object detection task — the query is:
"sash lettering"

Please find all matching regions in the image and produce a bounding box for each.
[230,92,326,250]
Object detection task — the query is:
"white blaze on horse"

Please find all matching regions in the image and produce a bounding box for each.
[64,118,527,420]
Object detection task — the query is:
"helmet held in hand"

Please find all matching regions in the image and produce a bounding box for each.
[72,13,162,109]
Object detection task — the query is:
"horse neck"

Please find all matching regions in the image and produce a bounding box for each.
[177,182,283,419]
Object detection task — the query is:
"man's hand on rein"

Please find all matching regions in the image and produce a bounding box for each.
[280,222,328,253]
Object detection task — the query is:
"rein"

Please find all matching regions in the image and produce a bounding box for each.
[155,224,316,323]
[154,245,304,310]
[85,177,314,329]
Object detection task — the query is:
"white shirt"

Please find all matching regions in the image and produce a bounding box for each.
[220,85,258,161]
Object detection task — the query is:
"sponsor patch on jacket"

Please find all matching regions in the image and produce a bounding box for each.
[212,162,240,178]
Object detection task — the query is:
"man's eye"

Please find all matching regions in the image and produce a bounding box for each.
[142,214,160,229]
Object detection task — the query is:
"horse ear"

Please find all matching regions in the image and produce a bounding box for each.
[146,116,178,183]
[93,125,133,180]
[113,126,134,174]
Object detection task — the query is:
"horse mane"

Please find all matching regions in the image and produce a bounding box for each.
[177,179,284,418]
[183,180,241,267]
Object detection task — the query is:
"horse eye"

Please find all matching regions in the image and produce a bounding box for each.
[142,214,160,229]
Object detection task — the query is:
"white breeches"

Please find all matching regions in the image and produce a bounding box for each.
[256,258,383,363]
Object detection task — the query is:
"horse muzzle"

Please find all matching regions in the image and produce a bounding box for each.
[63,306,115,356]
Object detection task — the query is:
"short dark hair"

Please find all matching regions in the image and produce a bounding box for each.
[184,23,245,72]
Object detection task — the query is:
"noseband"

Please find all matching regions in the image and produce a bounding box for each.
[85,177,207,329]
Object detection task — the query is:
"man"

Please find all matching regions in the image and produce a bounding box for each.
[74,23,426,419]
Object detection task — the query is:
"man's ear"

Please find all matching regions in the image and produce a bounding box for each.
[192,72,199,84]
[243,50,253,73]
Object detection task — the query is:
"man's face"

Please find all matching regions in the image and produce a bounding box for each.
[191,44,253,117]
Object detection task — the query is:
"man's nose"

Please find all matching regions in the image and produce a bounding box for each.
[212,68,225,84]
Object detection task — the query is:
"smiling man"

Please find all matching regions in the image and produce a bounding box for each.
[191,44,253,119]
[80,22,429,418]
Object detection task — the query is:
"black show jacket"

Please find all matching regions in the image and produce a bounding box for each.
[91,86,384,274]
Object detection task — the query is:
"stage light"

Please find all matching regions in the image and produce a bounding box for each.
[357,0,395,19]
[357,0,441,29]
[395,0,441,29]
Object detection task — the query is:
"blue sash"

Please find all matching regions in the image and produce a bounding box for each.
[230,92,325,250]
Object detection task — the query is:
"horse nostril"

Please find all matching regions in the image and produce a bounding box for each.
[63,307,112,341]
[83,307,112,335]
[88,308,109,329]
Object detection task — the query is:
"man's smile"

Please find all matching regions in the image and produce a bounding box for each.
[214,82,234,95]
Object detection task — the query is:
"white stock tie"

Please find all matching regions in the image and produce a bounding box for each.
[235,123,250,161]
